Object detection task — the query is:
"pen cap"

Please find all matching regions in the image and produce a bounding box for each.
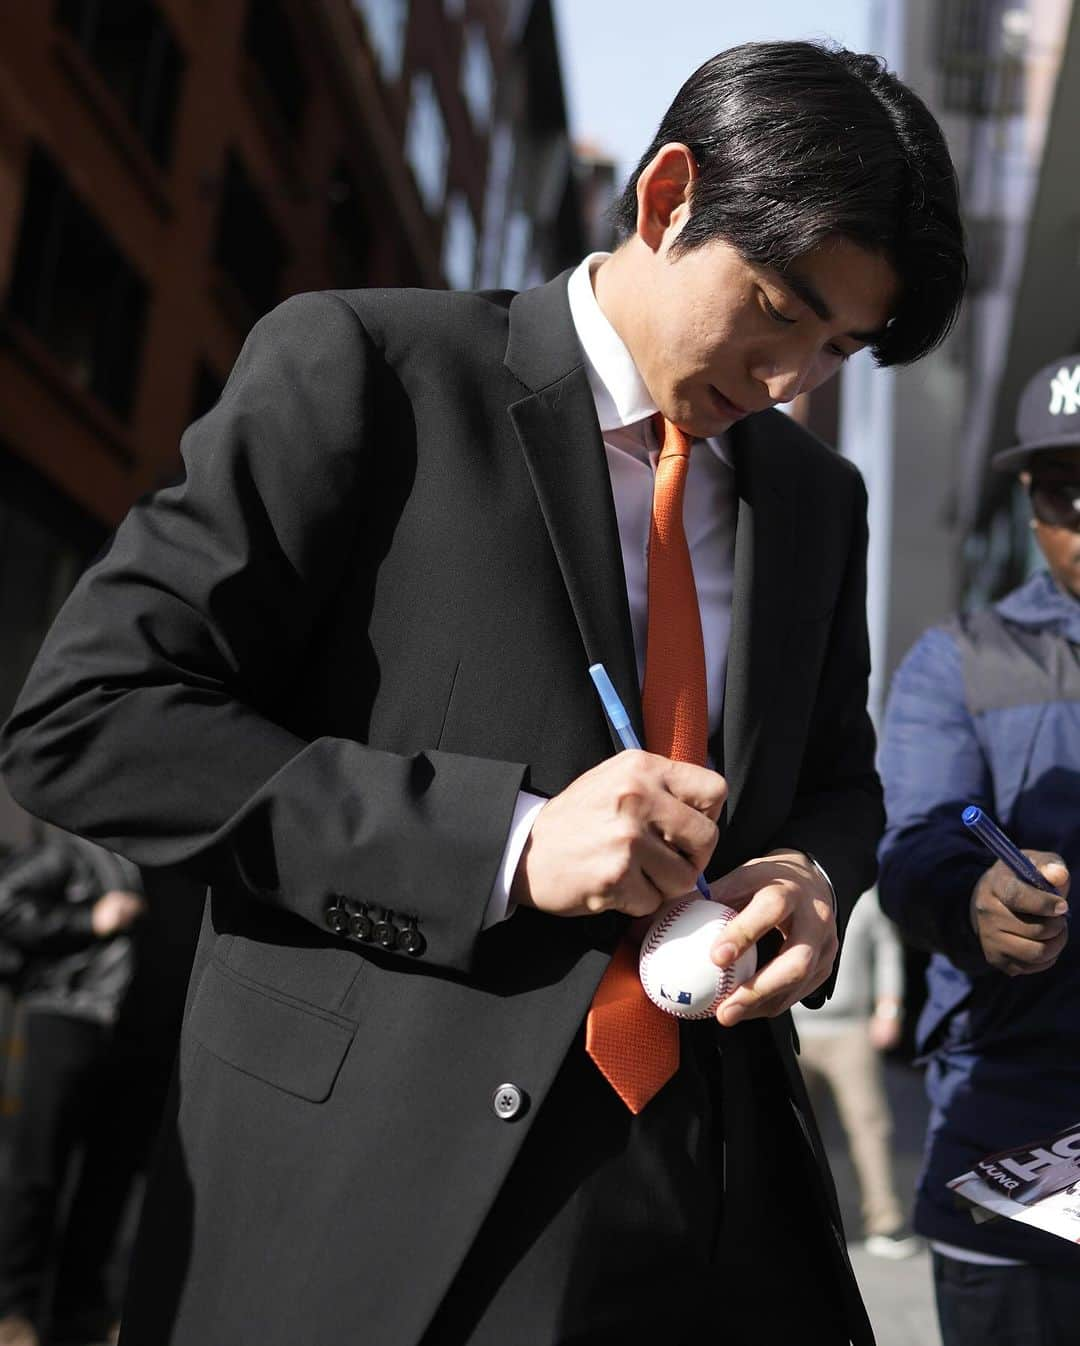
[589,664,632,735]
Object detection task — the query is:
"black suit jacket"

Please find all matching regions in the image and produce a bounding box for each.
[1,274,882,1345]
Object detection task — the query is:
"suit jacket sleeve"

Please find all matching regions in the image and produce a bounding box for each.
[766,475,885,1004]
[0,292,527,975]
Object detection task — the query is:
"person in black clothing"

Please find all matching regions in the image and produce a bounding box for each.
[0,833,196,1346]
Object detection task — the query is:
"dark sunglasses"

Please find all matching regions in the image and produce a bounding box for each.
[1029,480,1080,530]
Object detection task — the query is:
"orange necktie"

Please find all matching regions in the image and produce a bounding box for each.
[585,416,709,1114]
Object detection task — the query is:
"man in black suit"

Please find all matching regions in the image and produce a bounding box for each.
[0,42,965,1346]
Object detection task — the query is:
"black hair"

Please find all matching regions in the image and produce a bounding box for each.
[612,41,967,366]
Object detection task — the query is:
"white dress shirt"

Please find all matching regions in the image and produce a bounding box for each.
[484,254,737,925]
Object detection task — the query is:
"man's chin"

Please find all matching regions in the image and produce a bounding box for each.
[667,403,734,440]
[698,412,741,439]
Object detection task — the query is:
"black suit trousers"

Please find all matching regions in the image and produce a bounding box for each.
[422,1022,721,1346]
[423,1018,854,1346]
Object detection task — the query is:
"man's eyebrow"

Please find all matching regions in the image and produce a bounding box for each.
[780,269,888,344]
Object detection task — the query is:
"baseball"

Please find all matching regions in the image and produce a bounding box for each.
[639,897,757,1020]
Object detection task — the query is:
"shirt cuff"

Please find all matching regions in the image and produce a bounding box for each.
[483,790,548,929]
[801,851,837,913]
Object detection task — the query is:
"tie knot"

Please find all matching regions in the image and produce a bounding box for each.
[652,413,692,462]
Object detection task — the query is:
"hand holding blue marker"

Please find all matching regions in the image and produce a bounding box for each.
[961,805,1062,896]
[588,662,712,902]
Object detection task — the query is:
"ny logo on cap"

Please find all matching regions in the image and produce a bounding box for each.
[1048,366,1080,416]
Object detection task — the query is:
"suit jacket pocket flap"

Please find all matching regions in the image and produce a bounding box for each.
[189,959,356,1102]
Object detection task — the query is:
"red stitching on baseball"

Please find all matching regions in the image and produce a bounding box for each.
[642,903,683,957]
[641,898,740,1019]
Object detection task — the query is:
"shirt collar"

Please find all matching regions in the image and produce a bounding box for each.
[567,253,656,432]
[566,253,732,467]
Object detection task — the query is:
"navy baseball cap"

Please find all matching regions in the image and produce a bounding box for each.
[992,353,1080,472]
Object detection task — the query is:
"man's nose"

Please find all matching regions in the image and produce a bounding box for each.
[750,348,817,405]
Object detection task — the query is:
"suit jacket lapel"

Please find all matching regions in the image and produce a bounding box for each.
[721,413,801,832]
[504,274,642,748]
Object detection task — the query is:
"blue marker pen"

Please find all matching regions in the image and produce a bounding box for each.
[588,662,712,902]
[961,805,1061,896]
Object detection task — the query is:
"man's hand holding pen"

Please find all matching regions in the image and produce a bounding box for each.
[509,752,841,1023]
[970,854,1070,976]
[510,751,726,919]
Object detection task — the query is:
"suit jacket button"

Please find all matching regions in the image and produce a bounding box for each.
[492,1083,525,1121]
[399,922,425,956]
[374,919,397,950]
[326,904,348,935]
[349,910,373,942]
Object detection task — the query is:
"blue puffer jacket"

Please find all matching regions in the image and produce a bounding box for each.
[879,571,1080,1265]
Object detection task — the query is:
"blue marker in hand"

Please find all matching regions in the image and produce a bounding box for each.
[961,805,1061,896]
[589,662,712,902]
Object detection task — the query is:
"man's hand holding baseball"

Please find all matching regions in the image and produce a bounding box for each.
[510,750,726,919]
[705,849,838,1025]
[969,853,1070,976]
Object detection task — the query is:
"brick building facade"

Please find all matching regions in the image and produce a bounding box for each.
[0,0,585,844]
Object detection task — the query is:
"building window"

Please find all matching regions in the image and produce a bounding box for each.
[245,0,309,135]
[352,0,408,83]
[499,209,532,291]
[57,0,184,167]
[0,443,107,723]
[8,145,148,421]
[461,23,493,130]
[213,151,288,320]
[405,72,449,215]
[442,192,477,290]
[936,0,1026,118]
[326,159,371,287]
[478,120,513,287]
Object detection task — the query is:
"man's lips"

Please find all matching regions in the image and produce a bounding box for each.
[710,388,751,419]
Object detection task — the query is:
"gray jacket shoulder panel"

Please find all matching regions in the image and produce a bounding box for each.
[948,607,1080,714]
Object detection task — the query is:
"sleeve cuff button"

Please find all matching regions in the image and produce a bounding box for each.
[400,924,426,956]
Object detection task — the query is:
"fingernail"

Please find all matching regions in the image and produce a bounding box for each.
[1055,902,1069,916]
[713,942,737,967]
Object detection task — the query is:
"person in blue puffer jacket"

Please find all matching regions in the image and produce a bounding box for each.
[879,351,1080,1346]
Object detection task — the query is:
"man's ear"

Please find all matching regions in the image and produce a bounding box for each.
[634,143,696,253]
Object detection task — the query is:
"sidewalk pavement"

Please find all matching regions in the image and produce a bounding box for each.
[819,1054,942,1346]
[849,1242,940,1346]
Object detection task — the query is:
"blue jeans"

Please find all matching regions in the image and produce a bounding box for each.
[933,1250,1080,1346]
